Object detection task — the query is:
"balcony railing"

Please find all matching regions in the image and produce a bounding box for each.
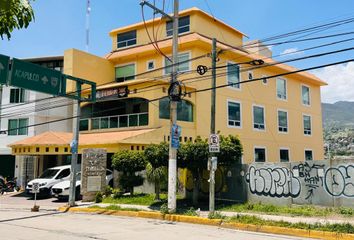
[80,112,148,131]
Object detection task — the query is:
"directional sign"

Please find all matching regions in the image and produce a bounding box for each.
[10,58,62,95]
[209,134,220,153]
[0,54,10,85]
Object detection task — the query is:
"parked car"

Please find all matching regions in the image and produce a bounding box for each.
[51,169,113,200]
[26,165,71,197]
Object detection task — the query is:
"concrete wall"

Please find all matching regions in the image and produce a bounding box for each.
[243,158,354,207]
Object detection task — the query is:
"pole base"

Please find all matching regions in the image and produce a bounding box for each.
[31,205,40,212]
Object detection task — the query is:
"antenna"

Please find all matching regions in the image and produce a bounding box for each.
[86,0,91,52]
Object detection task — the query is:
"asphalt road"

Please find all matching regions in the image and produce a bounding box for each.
[0,209,314,240]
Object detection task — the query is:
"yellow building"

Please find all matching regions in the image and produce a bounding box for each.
[11,7,326,166]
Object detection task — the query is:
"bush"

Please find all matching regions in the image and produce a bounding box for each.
[103,186,113,197]
[160,203,169,215]
[208,211,225,219]
[95,192,103,203]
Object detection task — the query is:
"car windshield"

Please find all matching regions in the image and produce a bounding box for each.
[39,169,59,179]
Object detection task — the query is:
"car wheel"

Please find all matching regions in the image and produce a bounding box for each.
[109,180,113,188]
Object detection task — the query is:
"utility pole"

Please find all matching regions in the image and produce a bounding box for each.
[168,0,179,213]
[139,0,179,213]
[209,38,217,214]
[68,83,81,207]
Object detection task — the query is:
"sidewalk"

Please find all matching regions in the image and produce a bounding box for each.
[77,202,354,226]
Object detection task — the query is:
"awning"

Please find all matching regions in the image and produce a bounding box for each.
[9,129,158,155]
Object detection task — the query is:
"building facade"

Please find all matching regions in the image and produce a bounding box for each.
[10,8,326,177]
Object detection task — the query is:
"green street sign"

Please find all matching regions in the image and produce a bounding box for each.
[10,58,62,95]
[0,54,10,85]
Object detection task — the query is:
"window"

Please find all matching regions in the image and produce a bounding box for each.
[117,30,136,48]
[253,106,265,130]
[147,60,155,70]
[278,110,288,133]
[227,62,240,89]
[164,52,190,75]
[10,88,25,103]
[8,119,28,136]
[159,98,193,122]
[115,64,135,82]
[254,148,266,162]
[280,149,289,162]
[56,169,71,179]
[276,78,287,100]
[303,115,311,135]
[166,15,190,36]
[302,85,310,105]
[305,150,313,161]
[228,101,241,127]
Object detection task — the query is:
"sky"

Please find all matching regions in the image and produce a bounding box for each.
[0,0,354,103]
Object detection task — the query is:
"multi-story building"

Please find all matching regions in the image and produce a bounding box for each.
[0,56,73,187]
[10,8,325,175]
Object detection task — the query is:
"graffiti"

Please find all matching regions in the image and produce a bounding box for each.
[292,162,325,200]
[245,163,354,201]
[245,166,301,198]
[325,165,354,197]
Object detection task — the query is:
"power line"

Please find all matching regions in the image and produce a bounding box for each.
[3,59,352,134]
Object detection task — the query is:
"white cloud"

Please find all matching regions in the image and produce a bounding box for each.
[280,48,304,56]
[312,62,354,103]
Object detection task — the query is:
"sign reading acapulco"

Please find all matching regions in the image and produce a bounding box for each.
[10,58,62,95]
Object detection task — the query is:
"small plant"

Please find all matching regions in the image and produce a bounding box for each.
[208,211,225,219]
[95,192,103,203]
[111,188,123,199]
[160,203,169,215]
[103,186,113,197]
[338,207,353,216]
[184,207,198,216]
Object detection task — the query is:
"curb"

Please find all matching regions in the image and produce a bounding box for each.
[58,207,354,240]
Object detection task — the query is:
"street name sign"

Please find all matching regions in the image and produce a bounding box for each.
[209,134,220,153]
[0,54,10,85]
[10,58,62,95]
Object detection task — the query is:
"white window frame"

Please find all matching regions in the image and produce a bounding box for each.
[163,51,191,75]
[301,84,311,106]
[304,149,313,161]
[117,30,137,49]
[115,62,137,82]
[252,104,266,131]
[254,146,267,162]
[303,114,312,136]
[279,147,290,162]
[262,75,268,85]
[277,109,288,134]
[146,60,155,71]
[276,78,287,101]
[227,61,241,90]
[227,99,242,129]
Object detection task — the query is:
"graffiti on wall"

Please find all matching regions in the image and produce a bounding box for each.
[325,165,354,197]
[293,162,325,200]
[245,163,354,199]
[245,166,301,198]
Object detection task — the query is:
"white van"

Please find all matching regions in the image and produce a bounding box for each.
[26,165,71,197]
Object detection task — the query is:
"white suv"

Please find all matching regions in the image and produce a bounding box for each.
[51,169,113,200]
[26,165,71,197]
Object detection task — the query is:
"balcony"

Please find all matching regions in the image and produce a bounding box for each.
[80,112,148,131]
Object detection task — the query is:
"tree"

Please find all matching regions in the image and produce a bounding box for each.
[111,150,146,195]
[217,135,243,166]
[178,137,209,206]
[178,135,243,206]
[0,0,35,40]
[144,142,169,200]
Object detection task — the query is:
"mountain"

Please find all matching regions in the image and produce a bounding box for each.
[322,101,354,128]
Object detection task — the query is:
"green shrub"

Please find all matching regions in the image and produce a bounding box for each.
[95,192,103,203]
[160,203,169,215]
[184,207,198,216]
[103,186,113,197]
[208,211,225,219]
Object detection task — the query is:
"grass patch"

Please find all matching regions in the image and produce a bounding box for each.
[102,193,167,206]
[217,202,353,217]
[88,205,141,212]
[227,214,354,234]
